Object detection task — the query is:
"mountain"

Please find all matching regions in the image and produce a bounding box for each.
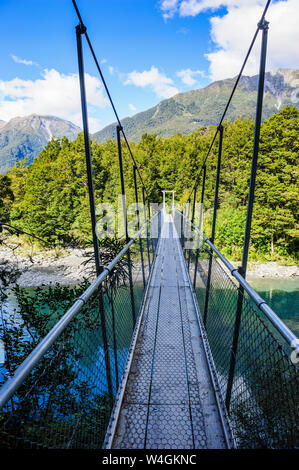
[1,69,298,172]
[0,114,81,173]
[93,68,299,143]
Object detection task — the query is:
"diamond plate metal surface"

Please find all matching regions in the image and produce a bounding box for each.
[112,404,148,449]
[146,405,194,449]
[123,286,160,404]
[111,219,225,449]
[151,285,189,405]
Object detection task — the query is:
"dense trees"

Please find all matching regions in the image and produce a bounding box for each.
[4,106,299,263]
[0,175,14,223]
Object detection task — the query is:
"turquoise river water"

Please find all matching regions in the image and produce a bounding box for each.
[247,277,299,337]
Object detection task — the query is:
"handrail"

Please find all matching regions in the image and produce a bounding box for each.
[0,213,159,410]
[176,209,298,346]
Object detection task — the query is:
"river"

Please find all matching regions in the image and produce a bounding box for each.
[1,276,298,368]
[247,277,299,337]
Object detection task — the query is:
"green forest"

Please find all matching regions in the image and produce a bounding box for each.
[1,105,298,263]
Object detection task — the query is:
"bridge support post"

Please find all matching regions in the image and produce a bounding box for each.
[188,187,197,269]
[199,164,206,234]
[76,23,114,403]
[191,187,197,226]
[183,198,191,260]
[133,165,146,288]
[147,197,155,260]
[193,164,206,289]
[76,24,101,277]
[211,124,223,244]
[182,204,186,250]
[187,198,191,215]
[117,125,128,240]
[203,125,223,326]
[147,197,151,220]
[142,187,151,270]
[142,186,147,223]
[117,125,136,327]
[225,19,269,411]
[158,208,162,241]
[172,190,175,218]
[186,197,191,240]
[241,18,269,279]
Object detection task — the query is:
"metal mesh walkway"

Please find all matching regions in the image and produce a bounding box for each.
[105,216,229,449]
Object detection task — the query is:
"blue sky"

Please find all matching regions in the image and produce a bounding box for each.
[0,0,297,132]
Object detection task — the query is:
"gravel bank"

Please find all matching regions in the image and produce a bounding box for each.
[0,245,95,288]
[246,262,299,279]
[1,245,298,288]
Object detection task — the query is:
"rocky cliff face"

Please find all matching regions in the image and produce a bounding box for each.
[93,68,299,143]
[0,114,81,173]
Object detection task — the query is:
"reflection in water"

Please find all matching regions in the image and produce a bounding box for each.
[247,277,299,337]
[0,284,145,381]
[0,340,4,364]
[0,290,25,367]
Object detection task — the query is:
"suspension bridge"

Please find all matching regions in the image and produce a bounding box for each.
[0,0,297,450]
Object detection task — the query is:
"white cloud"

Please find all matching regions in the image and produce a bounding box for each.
[11,54,39,66]
[205,0,299,80]
[108,66,114,75]
[125,66,179,99]
[101,58,107,64]
[177,68,205,86]
[179,0,264,16]
[160,1,299,82]
[0,68,109,132]
[160,0,180,19]
[129,103,137,112]
[161,1,264,18]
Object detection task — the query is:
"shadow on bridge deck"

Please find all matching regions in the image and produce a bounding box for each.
[104,216,232,449]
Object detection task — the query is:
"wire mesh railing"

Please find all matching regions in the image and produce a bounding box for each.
[174,209,298,449]
[0,213,162,449]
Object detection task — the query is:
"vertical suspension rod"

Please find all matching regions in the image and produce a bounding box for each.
[203,125,223,326]
[116,125,128,240]
[225,19,269,411]
[116,125,136,325]
[72,0,149,200]
[133,165,146,288]
[76,24,101,277]
[185,0,272,203]
[193,164,207,289]
[76,23,113,402]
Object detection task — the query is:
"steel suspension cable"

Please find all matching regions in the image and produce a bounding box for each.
[72,0,149,197]
[186,0,271,203]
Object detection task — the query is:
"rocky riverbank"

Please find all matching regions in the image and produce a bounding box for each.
[0,245,298,288]
[246,262,299,279]
[0,245,95,288]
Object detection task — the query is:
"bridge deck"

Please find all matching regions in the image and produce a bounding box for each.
[106,217,229,449]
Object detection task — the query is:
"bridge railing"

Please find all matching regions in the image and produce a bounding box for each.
[174,209,298,449]
[0,212,161,449]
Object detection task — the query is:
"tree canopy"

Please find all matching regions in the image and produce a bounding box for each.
[4,105,299,263]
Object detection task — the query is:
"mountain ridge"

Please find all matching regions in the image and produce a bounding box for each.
[0,114,81,173]
[93,68,299,143]
[0,68,298,173]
